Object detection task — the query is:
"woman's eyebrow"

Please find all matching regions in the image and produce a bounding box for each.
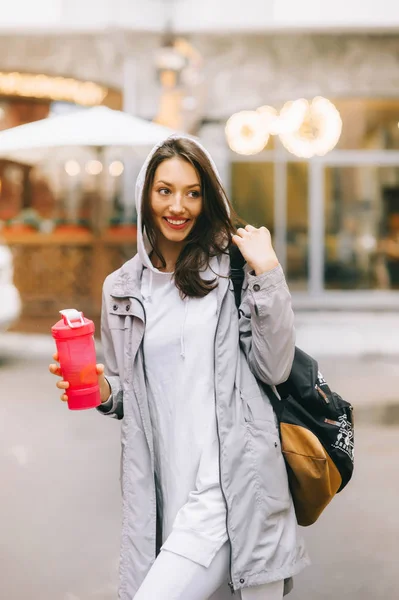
[155,180,201,189]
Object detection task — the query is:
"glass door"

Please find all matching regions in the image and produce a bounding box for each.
[309,151,399,296]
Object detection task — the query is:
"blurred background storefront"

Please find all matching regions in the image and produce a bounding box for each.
[2,0,399,333]
[0,71,124,331]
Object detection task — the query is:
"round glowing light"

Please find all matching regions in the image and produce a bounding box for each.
[256,105,279,134]
[279,97,342,158]
[277,99,309,135]
[257,99,308,136]
[225,111,269,156]
[64,160,81,176]
[85,160,103,175]
[109,161,124,177]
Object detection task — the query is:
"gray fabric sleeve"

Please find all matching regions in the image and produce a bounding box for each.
[238,264,295,386]
[96,283,124,420]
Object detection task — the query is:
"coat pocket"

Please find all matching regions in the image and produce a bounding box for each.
[245,419,291,505]
[241,385,276,423]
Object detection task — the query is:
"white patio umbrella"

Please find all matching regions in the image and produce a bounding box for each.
[0,107,180,229]
[0,106,178,164]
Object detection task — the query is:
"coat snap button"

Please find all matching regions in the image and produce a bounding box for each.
[253,284,260,292]
[126,305,130,311]
[240,578,245,584]
[274,441,278,448]
[113,304,118,311]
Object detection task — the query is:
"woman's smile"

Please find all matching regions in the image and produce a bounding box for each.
[163,217,191,230]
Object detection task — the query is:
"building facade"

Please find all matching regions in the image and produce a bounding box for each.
[1,2,399,326]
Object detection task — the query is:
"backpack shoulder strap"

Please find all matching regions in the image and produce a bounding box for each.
[229,245,284,420]
[229,245,246,309]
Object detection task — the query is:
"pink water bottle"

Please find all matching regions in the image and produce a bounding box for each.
[51,309,101,410]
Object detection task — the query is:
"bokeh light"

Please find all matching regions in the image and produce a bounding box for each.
[64,160,81,176]
[85,160,103,175]
[109,161,124,177]
[225,110,269,155]
[279,97,342,158]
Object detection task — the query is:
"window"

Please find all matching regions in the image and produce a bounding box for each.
[336,99,399,150]
[324,166,399,290]
[286,162,308,290]
[231,162,274,230]
[230,161,309,289]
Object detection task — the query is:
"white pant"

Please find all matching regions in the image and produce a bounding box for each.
[134,542,284,600]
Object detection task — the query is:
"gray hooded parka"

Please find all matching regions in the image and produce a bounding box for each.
[98,138,309,599]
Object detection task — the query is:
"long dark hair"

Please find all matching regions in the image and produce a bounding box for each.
[141,137,239,298]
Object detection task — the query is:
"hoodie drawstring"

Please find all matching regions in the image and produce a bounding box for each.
[180,298,189,359]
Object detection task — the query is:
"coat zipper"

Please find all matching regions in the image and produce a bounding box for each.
[115,286,236,589]
[120,295,160,560]
[214,289,235,594]
[214,397,235,594]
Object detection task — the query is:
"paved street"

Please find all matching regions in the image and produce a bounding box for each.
[0,335,398,600]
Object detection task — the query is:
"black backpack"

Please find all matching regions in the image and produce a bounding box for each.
[230,246,354,526]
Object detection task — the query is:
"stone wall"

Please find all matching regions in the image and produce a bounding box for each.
[0,32,398,121]
[195,33,399,119]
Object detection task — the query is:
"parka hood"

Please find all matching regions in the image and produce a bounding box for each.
[134,135,228,358]
[135,134,228,274]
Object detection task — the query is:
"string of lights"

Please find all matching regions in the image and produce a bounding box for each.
[0,72,107,107]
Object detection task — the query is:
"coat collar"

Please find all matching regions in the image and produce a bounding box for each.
[110,252,231,309]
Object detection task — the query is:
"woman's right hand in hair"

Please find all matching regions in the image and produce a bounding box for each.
[49,352,111,404]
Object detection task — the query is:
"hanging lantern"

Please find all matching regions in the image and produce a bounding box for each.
[225,110,269,156]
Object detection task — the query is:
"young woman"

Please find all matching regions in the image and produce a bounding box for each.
[50,137,309,599]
